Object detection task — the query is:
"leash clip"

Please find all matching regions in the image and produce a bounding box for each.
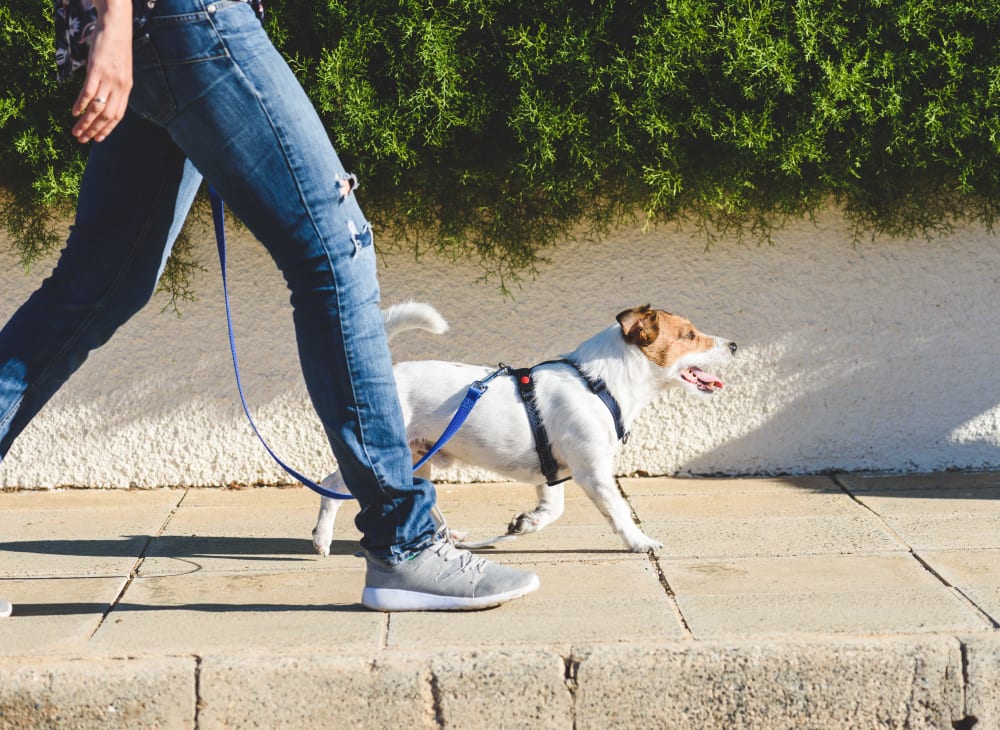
[475,363,510,389]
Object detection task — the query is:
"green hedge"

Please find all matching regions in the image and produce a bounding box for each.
[2,0,999,294]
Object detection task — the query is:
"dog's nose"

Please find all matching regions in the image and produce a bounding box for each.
[728,342,737,355]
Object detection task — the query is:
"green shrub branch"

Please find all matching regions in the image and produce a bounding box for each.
[2,0,998,296]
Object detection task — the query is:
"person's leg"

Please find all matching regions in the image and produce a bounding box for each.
[131,0,438,561]
[131,0,537,608]
[0,113,198,622]
[0,111,201,458]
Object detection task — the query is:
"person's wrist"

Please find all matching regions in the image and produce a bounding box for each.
[95,0,133,23]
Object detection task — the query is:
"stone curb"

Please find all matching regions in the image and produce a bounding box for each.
[2,635,996,729]
[0,656,195,729]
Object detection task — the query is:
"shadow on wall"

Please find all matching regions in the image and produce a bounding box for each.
[677,328,1000,476]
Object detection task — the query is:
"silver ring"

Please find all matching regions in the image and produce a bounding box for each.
[93,96,107,104]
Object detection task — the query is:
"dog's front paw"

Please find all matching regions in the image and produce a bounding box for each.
[625,535,663,553]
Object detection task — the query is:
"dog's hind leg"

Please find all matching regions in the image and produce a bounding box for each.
[508,483,566,536]
[311,471,351,556]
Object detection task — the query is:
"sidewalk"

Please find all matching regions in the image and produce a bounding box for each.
[1,472,998,729]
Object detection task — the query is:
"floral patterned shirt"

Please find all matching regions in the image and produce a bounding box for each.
[54,0,264,82]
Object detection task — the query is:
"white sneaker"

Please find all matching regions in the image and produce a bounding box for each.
[362,538,539,611]
[0,599,11,618]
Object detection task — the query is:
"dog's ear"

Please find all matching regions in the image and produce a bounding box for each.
[617,305,659,346]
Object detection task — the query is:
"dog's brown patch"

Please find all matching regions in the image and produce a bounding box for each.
[617,305,717,367]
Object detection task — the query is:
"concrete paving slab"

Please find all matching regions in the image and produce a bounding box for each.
[630,490,869,520]
[643,514,900,559]
[620,475,841,496]
[432,481,636,557]
[0,488,182,511]
[177,485,318,508]
[0,489,182,578]
[138,531,342,577]
[852,489,1000,514]
[0,656,196,730]
[387,559,686,648]
[662,553,990,637]
[437,481,612,525]
[630,486,903,558]
[163,484,366,561]
[877,514,1000,551]
[477,525,640,561]
[138,503,352,576]
[921,549,1000,624]
[0,577,124,655]
[849,487,1000,550]
[435,481,548,523]
[573,637,964,729]
[90,567,382,654]
[839,471,1000,493]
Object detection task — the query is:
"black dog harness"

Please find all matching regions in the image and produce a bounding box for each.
[512,359,629,486]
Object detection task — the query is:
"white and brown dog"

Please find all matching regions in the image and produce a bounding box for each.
[312,302,736,554]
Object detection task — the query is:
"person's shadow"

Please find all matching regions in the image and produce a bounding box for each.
[0,534,368,616]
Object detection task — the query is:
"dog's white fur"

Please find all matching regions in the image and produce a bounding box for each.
[311,301,736,554]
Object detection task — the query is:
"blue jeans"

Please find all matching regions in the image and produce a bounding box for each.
[0,0,437,562]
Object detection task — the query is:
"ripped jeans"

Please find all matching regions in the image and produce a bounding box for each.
[0,0,437,562]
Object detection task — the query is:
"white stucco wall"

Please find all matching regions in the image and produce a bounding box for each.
[1,207,998,488]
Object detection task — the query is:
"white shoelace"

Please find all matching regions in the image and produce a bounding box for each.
[429,538,488,575]
[430,504,488,575]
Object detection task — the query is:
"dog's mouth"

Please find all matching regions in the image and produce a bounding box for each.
[680,366,723,393]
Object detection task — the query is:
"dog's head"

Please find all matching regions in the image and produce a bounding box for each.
[617,305,736,397]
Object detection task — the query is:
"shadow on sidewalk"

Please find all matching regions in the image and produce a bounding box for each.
[9,601,368,616]
[0,535,361,560]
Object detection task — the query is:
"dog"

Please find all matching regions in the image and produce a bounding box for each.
[311,301,736,554]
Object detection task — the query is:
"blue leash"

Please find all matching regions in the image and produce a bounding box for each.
[210,189,348,500]
[209,188,491,500]
[411,364,511,472]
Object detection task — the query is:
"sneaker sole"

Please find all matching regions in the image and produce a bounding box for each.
[361,574,540,612]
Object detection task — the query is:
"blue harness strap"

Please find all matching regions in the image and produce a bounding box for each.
[557,359,629,442]
[412,364,511,472]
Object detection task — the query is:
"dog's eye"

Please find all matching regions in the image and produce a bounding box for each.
[684,331,695,340]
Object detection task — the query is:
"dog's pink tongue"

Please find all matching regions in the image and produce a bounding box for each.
[692,367,723,389]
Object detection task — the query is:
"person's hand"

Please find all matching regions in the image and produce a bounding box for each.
[72,0,133,143]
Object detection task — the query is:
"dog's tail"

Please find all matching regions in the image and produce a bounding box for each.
[382,301,449,342]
